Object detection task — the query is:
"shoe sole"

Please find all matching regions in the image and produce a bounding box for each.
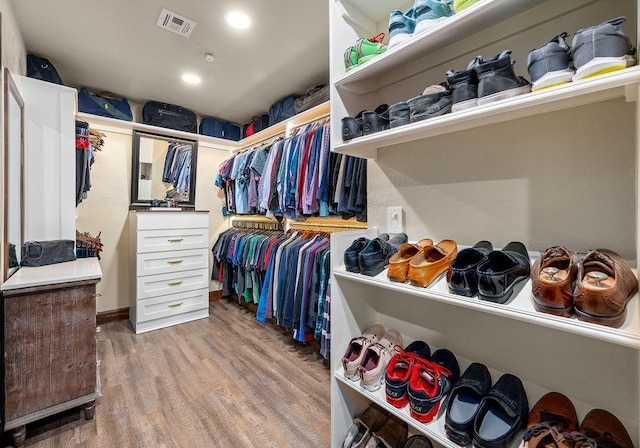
[531,68,575,91]
[410,103,453,123]
[572,55,636,82]
[532,296,574,317]
[361,374,384,392]
[451,98,478,113]
[360,265,387,277]
[414,17,448,35]
[478,275,528,304]
[477,85,531,106]
[574,284,638,328]
[409,400,441,423]
[388,33,413,49]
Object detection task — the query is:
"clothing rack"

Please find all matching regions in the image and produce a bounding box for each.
[287,113,330,135]
[231,218,284,231]
[288,219,366,233]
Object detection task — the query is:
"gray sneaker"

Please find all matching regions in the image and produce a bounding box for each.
[528,32,574,91]
[407,83,453,122]
[572,16,636,81]
[475,50,530,105]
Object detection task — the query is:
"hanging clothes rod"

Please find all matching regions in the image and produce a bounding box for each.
[287,112,330,134]
[288,219,366,231]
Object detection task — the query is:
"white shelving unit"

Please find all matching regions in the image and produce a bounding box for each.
[329,0,640,447]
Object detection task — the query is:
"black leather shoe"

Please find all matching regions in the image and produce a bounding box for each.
[477,242,530,304]
[403,435,433,448]
[344,234,389,273]
[342,111,365,141]
[358,233,406,277]
[472,374,528,448]
[445,362,492,446]
[362,104,390,135]
[447,241,493,297]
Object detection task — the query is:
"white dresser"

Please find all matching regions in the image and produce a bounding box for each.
[129,211,210,333]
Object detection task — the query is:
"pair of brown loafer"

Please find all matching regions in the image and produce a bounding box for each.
[531,247,638,328]
[524,392,632,448]
[387,239,458,288]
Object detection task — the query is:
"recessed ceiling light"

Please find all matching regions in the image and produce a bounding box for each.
[225,11,251,29]
[182,73,201,85]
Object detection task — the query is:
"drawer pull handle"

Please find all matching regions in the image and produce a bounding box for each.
[168,302,184,308]
[168,238,184,243]
[167,280,183,286]
[167,259,184,264]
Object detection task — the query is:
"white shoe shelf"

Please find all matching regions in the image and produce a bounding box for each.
[329,0,640,447]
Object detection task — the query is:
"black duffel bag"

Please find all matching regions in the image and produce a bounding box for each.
[142,101,197,133]
[21,240,76,267]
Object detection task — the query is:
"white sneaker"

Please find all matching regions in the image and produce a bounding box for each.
[359,329,403,392]
[342,324,385,380]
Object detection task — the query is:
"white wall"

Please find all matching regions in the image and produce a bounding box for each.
[0,0,26,75]
[76,127,229,313]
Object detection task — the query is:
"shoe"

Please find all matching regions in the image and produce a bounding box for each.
[407,348,460,423]
[477,242,531,304]
[564,409,633,448]
[574,249,638,328]
[476,50,531,106]
[364,415,408,448]
[527,33,574,91]
[342,323,386,380]
[447,240,493,297]
[344,46,359,72]
[362,104,390,135]
[359,233,408,277]
[408,84,453,122]
[472,374,528,448]
[344,234,389,273]
[522,392,578,448]
[343,404,389,448]
[389,101,411,128]
[342,111,365,141]
[414,0,455,35]
[388,238,433,283]
[385,340,431,408]
[572,17,636,82]
[454,0,481,13]
[388,8,416,49]
[447,56,482,112]
[531,246,578,317]
[445,362,492,447]
[403,435,433,448]
[356,33,387,66]
[407,239,458,288]
[359,329,403,392]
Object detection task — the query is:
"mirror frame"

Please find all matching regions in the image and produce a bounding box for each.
[3,67,25,282]
[130,130,198,207]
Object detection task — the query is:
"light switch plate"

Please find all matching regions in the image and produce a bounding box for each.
[387,206,404,233]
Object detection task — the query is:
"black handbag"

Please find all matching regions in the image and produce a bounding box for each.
[142,101,197,133]
[21,240,76,267]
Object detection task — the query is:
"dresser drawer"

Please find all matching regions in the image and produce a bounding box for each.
[136,288,209,323]
[137,228,208,253]
[137,269,209,299]
[137,248,208,276]
[135,212,208,231]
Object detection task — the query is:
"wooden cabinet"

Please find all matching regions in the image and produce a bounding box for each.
[129,211,210,333]
[0,258,102,447]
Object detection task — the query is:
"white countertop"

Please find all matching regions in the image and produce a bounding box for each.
[1,257,103,291]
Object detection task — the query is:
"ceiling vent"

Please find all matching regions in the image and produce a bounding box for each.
[156,8,196,38]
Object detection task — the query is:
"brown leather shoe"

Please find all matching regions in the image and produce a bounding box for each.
[523,392,577,448]
[565,409,633,448]
[531,247,578,317]
[407,240,457,288]
[574,249,638,328]
[387,238,433,283]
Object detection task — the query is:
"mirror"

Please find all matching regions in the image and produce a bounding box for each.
[3,67,24,281]
[130,131,198,207]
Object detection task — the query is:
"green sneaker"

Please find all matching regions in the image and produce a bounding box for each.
[356,32,387,65]
[344,46,359,71]
[453,0,481,13]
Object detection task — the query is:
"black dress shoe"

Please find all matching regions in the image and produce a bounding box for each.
[445,362,492,446]
[362,104,390,135]
[342,111,365,141]
[403,435,433,448]
[358,233,406,277]
[447,241,493,297]
[477,242,531,304]
[344,234,389,273]
[472,374,528,448]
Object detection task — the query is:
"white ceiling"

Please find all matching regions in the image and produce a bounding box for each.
[10,0,330,124]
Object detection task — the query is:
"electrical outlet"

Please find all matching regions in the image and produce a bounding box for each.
[387,206,404,233]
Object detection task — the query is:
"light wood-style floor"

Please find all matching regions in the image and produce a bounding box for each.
[8,299,331,447]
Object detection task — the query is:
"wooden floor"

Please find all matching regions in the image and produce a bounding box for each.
[7,299,331,448]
